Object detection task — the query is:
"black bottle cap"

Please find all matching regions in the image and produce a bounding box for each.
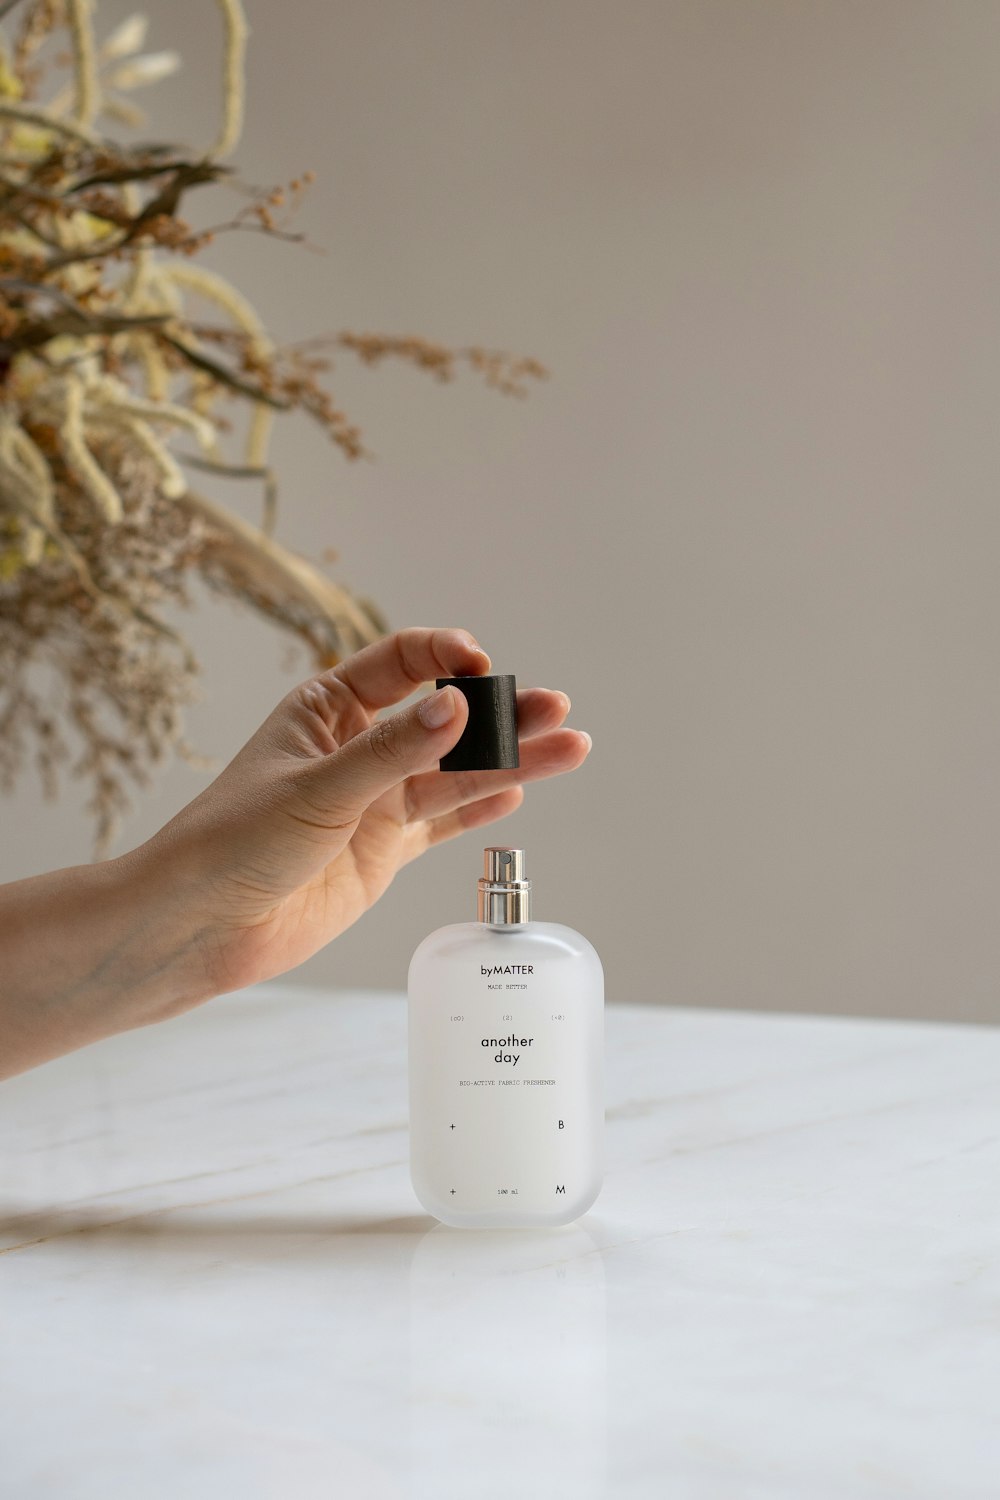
[436,674,519,772]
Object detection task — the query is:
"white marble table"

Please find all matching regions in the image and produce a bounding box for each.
[1,988,998,1499]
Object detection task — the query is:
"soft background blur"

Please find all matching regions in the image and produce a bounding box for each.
[3,0,1000,1023]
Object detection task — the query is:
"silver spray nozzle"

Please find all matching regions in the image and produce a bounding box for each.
[478,846,531,925]
[483,847,525,883]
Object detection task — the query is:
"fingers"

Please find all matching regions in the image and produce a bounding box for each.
[400,702,587,859]
[286,683,470,830]
[403,725,591,825]
[514,687,571,739]
[400,689,573,823]
[329,627,491,713]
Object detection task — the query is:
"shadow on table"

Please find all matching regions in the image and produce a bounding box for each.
[0,1205,436,1255]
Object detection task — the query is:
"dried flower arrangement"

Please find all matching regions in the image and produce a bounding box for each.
[0,0,546,853]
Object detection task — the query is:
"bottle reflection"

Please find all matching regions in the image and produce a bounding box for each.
[407,1221,607,1499]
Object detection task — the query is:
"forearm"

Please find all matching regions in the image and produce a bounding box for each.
[0,844,215,1080]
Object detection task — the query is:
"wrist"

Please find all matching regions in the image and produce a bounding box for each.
[0,845,220,1079]
[107,837,222,1022]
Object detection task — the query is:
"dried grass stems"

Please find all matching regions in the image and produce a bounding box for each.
[0,0,546,854]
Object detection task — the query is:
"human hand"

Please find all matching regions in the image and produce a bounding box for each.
[137,627,591,1000]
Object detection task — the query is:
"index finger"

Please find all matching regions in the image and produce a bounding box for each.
[329,627,492,712]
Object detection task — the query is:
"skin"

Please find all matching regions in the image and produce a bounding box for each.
[0,627,591,1079]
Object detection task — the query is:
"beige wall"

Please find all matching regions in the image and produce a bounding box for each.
[4,0,1000,1022]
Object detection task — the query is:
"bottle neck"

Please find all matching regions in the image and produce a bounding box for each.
[477,882,531,925]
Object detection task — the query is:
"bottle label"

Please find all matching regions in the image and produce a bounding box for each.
[410,958,600,1217]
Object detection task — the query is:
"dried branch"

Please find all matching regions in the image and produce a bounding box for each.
[177,487,381,663]
[0,0,546,851]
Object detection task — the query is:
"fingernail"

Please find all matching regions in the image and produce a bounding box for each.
[580,731,593,752]
[465,636,492,667]
[419,686,457,729]
[557,691,571,712]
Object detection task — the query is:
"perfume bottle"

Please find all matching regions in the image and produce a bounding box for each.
[408,846,605,1228]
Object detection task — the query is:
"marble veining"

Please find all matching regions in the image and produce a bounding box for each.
[1,987,999,1499]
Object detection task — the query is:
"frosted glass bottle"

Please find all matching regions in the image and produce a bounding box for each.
[408,847,604,1228]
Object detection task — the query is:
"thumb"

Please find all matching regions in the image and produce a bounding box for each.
[293,685,468,826]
